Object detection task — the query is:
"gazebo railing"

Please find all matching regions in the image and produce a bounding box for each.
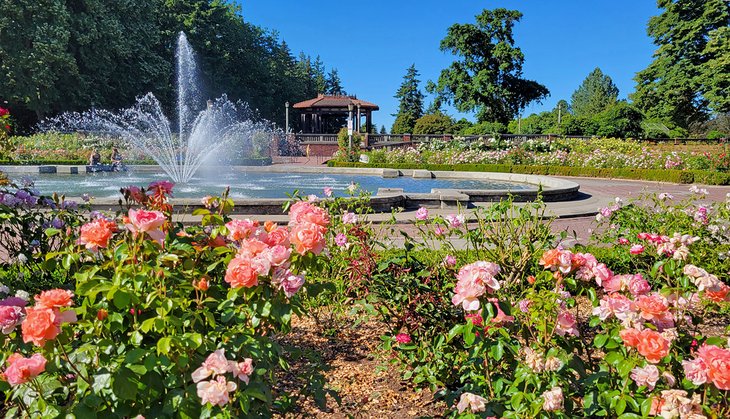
[296,134,339,143]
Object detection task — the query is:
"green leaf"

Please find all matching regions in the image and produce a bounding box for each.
[92,372,111,393]
[594,333,609,348]
[113,368,139,400]
[44,227,61,237]
[157,337,172,355]
[113,290,131,309]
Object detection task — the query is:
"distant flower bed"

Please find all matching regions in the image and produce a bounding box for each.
[363,137,730,172]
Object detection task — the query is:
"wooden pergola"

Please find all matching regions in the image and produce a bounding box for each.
[292,94,379,134]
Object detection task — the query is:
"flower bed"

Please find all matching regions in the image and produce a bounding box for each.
[1,178,728,417]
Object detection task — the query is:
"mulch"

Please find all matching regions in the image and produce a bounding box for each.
[275,314,447,418]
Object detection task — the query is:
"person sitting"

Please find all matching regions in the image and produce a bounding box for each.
[88,149,101,166]
[110,147,123,169]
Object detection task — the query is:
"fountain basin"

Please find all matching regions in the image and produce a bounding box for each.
[2,165,580,214]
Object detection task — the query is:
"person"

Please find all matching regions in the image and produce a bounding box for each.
[110,147,123,170]
[88,149,101,166]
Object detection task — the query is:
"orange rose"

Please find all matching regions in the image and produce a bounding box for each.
[22,307,61,347]
[77,218,117,252]
[265,227,290,247]
[224,257,259,288]
[704,284,730,303]
[289,222,325,255]
[263,220,277,233]
[35,289,74,309]
[539,249,561,269]
[636,329,670,363]
[635,294,670,320]
[620,328,642,347]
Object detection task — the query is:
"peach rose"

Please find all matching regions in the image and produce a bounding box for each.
[237,238,269,258]
[636,329,670,363]
[289,222,326,255]
[264,227,290,247]
[696,344,730,390]
[224,257,259,288]
[263,220,277,233]
[1,353,47,386]
[22,307,65,346]
[704,284,730,302]
[288,201,329,228]
[35,289,73,309]
[635,294,670,320]
[77,218,117,251]
[126,208,166,244]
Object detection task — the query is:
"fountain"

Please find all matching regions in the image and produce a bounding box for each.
[43,33,278,183]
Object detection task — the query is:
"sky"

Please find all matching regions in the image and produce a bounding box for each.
[240,1,660,131]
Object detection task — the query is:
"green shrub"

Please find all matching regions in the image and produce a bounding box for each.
[413,113,454,135]
[337,127,362,162]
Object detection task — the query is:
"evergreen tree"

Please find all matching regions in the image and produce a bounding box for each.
[390,64,424,134]
[570,68,619,117]
[380,125,386,134]
[324,68,343,95]
[312,56,327,94]
[429,8,549,124]
[632,0,729,128]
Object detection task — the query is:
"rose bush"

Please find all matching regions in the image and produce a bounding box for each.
[0,182,333,417]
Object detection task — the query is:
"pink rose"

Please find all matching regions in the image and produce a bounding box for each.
[323,187,333,197]
[1,353,47,386]
[592,263,613,287]
[542,387,563,412]
[631,364,660,390]
[415,207,428,221]
[682,358,708,386]
[452,261,501,311]
[456,392,487,414]
[630,244,645,255]
[276,272,304,298]
[696,344,730,390]
[443,255,456,267]
[191,349,230,383]
[445,214,465,228]
[229,358,254,384]
[126,208,166,244]
[628,275,651,296]
[288,201,329,228]
[196,375,237,407]
[341,211,358,224]
[0,306,24,334]
[263,245,291,267]
[225,219,259,242]
[555,310,579,337]
[592,293,634,321]
[395,333,412,344]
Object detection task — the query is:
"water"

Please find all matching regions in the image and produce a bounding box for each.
[26,171,534,199]
[41,33,278,184]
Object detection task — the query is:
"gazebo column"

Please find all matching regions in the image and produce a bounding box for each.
[366,111,372,134]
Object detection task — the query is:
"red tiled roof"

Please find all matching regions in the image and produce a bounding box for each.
[292,94,379,110]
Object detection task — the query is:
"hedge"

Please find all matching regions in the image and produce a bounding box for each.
[327,161,730,185]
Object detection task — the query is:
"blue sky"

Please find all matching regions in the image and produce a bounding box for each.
[240,1,660,130]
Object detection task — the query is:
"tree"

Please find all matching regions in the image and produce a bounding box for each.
[413,113,454,135]
[391,64,424,134]
[593,102,645,138]
[632,0,729,129]
[324,68,343,95]
[379,125,386,134]
[429,8,549,124]
[570,68,618,117]
[312,56,327,94]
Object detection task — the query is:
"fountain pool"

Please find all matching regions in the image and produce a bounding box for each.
[25,169,535,199]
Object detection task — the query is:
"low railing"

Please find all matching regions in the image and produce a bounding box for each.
[292,133,727,148]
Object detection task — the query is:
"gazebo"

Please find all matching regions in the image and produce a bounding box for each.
[292,94,379,134]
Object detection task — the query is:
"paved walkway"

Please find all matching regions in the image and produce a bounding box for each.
[177,159,730,248]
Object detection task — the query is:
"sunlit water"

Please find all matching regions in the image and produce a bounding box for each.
[24,171,534,199]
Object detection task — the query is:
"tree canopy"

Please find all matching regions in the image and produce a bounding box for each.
[632,0,729,129]
[391,64,425,134]
[0,0,342,130]
[570,68,619,117]
[429,8,549,125]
